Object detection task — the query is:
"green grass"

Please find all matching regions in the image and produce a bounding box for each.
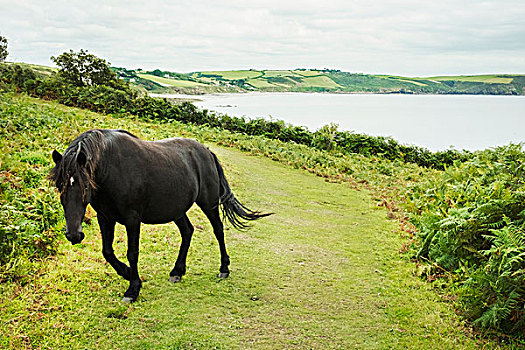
[199,70,263,80]
[293,70,322,77]
[301,75,341,88]
[380,76,428,87]
[250,71,341,89]
[4,62,57,76]
[262,70,303,78]
[0,93,514,349]
[425,75,514,84]
[246,78,277,88]
[137,73,209,87]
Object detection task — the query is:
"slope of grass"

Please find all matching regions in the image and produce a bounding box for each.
[3,62,57,77]
[427,75,514,84]
[294,70,322,77]
[136,73,208,87]
[246,78,277,88]
[301,75,341,88]
[261,70,302,78]
[196,70,263,80]
[0,93,517,348]
[380,76,429,86]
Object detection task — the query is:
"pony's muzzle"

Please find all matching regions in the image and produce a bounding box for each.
[66,230,85,245]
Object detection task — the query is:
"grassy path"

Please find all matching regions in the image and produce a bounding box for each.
[2,145,487,349]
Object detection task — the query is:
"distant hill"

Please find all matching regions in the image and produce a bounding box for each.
[5,63,523,95]
[113,67,525,95]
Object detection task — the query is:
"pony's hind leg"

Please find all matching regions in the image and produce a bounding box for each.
[202,207,230,278]
[169,214,194,283]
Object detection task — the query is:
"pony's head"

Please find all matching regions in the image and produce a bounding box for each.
[48,130,106,244]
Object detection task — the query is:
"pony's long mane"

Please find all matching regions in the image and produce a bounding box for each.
[48,129,108,196]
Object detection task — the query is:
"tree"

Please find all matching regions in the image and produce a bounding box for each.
[0,35,8,62]
[51,49,118,87]
[152,69,164,77]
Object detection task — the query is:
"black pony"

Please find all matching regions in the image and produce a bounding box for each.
[49,129,270,302]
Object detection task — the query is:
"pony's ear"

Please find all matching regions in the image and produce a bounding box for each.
[77,152,87,167]
[52,150,62,165]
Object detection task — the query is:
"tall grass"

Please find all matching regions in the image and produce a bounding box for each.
[0,94,65,279]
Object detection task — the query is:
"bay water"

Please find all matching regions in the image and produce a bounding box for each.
[152,92,525,151]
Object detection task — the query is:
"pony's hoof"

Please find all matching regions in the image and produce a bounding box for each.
[122,296,135,303]
[169,275,182,283]
[218,272,229,279]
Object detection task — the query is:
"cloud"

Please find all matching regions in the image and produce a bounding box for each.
[0,0,524,75]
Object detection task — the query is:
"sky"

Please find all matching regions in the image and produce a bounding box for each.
[1,0,524,76]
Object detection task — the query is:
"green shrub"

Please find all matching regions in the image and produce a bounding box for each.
[460,223,525,333]
[407,144,525,334]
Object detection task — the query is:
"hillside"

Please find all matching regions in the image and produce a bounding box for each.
[4,63,522,95]
[0,94,494,349]
[2,61,525,343]
[114,67,525,95]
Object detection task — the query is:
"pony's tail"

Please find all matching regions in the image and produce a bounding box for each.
[211,152,272,230]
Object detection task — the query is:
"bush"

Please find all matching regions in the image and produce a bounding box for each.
[407,144,525,335]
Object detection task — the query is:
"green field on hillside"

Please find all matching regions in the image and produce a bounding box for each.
[196,70,263,80]
[245,77,276,88]
[378,76,429,86]
[300,75,342,88]
[426,75,514,84]
[294,70,323,77]
[4,62,57,77]
[261,70,301,78]
[137,73,208,88]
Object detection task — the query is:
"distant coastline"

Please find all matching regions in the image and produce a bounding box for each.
[114,67,525,96]
[6,62,524,96]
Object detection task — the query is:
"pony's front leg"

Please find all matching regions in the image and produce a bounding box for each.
[99,215,131,281]
[122,219,142,303]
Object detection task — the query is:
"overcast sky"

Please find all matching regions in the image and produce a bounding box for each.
[1,0,524,76]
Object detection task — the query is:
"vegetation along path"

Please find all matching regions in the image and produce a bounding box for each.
[0,95,493,349]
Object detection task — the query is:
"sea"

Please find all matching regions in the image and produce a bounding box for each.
[151,92,525,151]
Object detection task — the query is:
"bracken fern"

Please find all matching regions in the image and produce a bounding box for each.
[408,145,525,336]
